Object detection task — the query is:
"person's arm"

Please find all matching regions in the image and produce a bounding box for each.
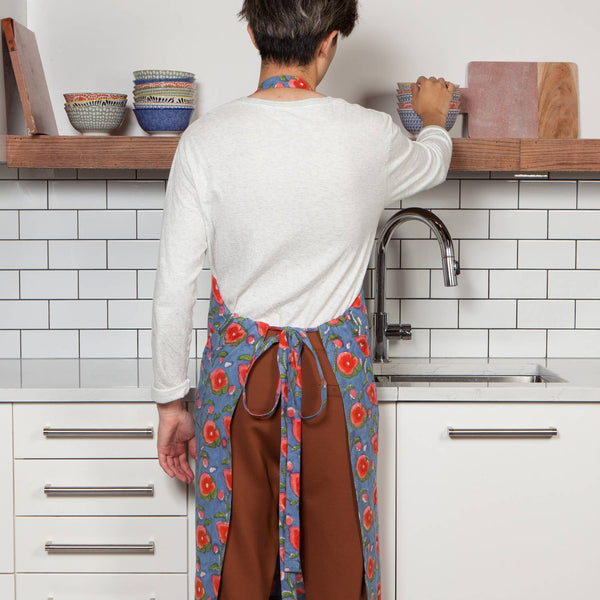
[151,132,209,406]
[385,77,454,203]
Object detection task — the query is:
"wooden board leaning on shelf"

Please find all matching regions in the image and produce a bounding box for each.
[5,135,600,172]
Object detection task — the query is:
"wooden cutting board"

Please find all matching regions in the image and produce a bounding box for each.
[1,17,57,135]
[460,61,579,139]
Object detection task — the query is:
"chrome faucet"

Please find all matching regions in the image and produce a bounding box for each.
[372,207,460,362]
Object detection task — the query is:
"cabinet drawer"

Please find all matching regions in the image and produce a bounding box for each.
[15,459,187,516]
[14,403,160,458]
[0,574,14,600]
[15,516,187,573]
[396,401,600,600]
[16,573,187,600]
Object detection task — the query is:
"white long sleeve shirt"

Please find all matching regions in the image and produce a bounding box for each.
[151,95,452,403]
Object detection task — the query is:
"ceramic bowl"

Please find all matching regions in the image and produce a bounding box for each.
[134,87,195,95]
[134,77,195,85]
[133,69,195,81]
[65,98,127,108]
[64,92,127,103]
[133,95,195,104]
[134,81,194,90]
[64,104,127,135]
[396,82,461,134]
[133,106,194,135]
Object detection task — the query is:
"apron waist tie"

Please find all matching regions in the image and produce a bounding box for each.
[239,326,328,576]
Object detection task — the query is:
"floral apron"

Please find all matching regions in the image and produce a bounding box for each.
[195,276,381,600]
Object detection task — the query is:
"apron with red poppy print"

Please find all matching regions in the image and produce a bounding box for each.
[195,276,381,600]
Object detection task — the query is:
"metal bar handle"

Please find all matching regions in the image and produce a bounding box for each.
[43,427,154,438]
[44,484,154,496]
[448,427,558,438]
[45,542,155,554]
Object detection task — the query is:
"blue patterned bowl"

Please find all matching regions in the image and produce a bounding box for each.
[133,106,194,135]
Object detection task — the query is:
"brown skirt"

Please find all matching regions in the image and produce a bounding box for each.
[217,327,367,600]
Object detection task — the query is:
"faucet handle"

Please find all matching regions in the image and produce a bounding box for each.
[385,323,412,340]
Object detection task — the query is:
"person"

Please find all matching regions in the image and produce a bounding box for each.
[150,2,454,599]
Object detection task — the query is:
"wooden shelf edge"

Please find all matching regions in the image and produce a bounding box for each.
[6,135,600,172]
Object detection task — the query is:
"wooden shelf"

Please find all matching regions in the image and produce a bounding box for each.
[6,135,600,172]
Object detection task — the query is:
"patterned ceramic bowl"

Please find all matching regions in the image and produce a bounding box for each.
[64,92,127,103]
[133,106,194,135]
[134,98,195,107]
[134,77,195,85]
[133,69,195,81]
[134,81,194,90]
[133,89,195,98]
[133,95,195,104]
[64,104,127,135]
[65,98,127,108]
[396,82,461,134]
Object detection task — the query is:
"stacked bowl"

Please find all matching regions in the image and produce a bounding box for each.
[63,93,127,135]
[133,70,196,135]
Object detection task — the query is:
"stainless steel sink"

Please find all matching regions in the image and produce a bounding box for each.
[375,374,550,384]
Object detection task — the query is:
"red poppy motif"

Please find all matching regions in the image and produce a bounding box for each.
[377,582,382,600]
[376,532,380,555]
[238,363,249,385]
[225,322,247,345]
[212,574,221,596]
[223,468,232,491]
[292,418,301,442]
[356,454,370,481]
[209,369,228,394]
[371,432,379,455]
[367,555,375,579]
[351,295,362,308]
[290,472,300,497]
[222,415,231,437]
[373,484,378,505]
[211,276,223,304]
[350,402,367,428]
[356,334,370,356]
[279,492,286,513]
[363,505,373,530]
[196,525,210,551]
[199,473,216,499]
[195,576,205,600]
[281,436,288,457]
[257,321,269,336]
[366,382,378,405]
[216,521,229,543]
[289,526,300,550]
[202,420,220,446]
[337,351,360,377]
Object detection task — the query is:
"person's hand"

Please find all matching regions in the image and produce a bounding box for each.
[410,76,455,129]
[156,399,197,484]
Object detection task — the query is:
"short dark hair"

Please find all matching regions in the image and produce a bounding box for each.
[238,0,359,66]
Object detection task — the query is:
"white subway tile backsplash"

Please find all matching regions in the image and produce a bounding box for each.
[518,300,574,329]
[459,300,516,328]
[50,300,107,329]
[49,180,106,209]
[21,330,79,358]
[489,270,546,299]
[79,330,138,358]
[20,210,77,239]
[196,269,213,298]
[547,330,600,358]
[400,299,458,328]
[388,329,430,358]
[490,210,547,239]
[0,181,46,209]
[460,240,517,268]
[433,209,489,239]
[400,239,446,268]
[192,299,211,329]
[108,240,159,269]
[386,269,429,299]
[548,271,600,299]
[108,300,153,328]
[108,181,165,209]
[430,269,488,298]
[0,241,47,269]
[80,359,139,387]
[0,211,18,238]
[21,270,78,299]
[137,270,156,299]
[577,241,600,268]
[518,240,575,269]
[21,359,79,387]
[0,331,20,357]
[460,180,518,209]
[0,300,48,329]
[403,180,459,209]
[575,300,600,328]
[49,240,106,269]
[196,329,208,357]
[79,210,137,239]
[138,329,152,359]
[489,329,547,357]
[431,329,488,357]
[0,271,19,299]
[519,181,576,209]
[577,181,600,209]
[549,210,600,239]
[79,270,137,299]
[137,210,163,239]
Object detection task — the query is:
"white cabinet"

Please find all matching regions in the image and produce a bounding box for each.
[0,404,14,577]
[396,402,600,600]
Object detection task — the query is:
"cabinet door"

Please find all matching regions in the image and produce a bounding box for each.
[0,404,14,573]
[377,402,396,600]
[16,573,187,600]
[396,402,600,600]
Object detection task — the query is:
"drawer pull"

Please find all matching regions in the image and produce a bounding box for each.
[45,541,155,554]
[44,484,155,496]
[43,427,154,438]
[448,427,558,438]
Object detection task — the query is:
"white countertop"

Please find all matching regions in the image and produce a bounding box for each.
[0,358,598,403]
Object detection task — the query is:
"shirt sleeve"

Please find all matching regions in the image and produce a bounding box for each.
[384,116,453,206]
[151,134,208,404]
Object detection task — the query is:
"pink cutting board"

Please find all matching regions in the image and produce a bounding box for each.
[460,61,579,139]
